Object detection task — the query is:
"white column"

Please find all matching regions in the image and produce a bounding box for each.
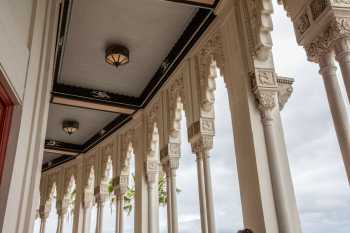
[115,198,120,233]
[146,156,160,233]
[334,37,350,103]
[55,212,65,233]
[39,217,47,233]
[166,168,172,233]
[82,204,92,233]
[250,67,302,233]
[95,196,105,233]
[202,151,216,233]
[195,153,208,233]
[169,167,179,233]
[319,52,350,183]
[147,181,157,233]
[118,195,124,233]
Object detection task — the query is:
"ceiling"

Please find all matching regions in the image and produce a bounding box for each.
[43,0,218,170]
[59,0,197,97]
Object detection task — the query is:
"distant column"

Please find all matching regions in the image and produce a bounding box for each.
[319,52,350,183]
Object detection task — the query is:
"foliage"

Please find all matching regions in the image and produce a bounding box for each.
[107,173,181,216]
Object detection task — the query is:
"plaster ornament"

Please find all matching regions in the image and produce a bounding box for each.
[277,76,294,110]
[243,0,273,61]
[310,0,328,20]
[295,12,311,36]
[251,69,278,112]
[145,160,160,184]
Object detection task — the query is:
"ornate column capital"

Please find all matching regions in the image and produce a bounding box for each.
[83,194,94,209]
[114,174,129,196]
[56,200,69,216]
[94,186,109,204]
[145,159,160,185]
[39,205,50,220]
[187,118,215,154]
[251,68,279,112]
[160,143,181,170]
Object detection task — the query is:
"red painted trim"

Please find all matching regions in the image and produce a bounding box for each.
[0,72,14,184]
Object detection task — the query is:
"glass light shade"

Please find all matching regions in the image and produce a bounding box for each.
[62,120,79,135]
[105,45,129,68]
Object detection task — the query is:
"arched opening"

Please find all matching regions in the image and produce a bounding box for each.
[124,143,135,233]
[46,183,58,233]
[102,156,116,233]
[63,176,76,233]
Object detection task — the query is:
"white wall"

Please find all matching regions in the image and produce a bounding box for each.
[0,0,34,101]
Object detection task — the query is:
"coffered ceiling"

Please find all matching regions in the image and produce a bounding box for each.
[44,0,218,170]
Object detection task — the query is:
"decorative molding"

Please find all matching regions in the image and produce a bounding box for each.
[295,11,311,36]
[305,17,350,62]
[310,0,329,20]
[243,0,274,61]
[277,76,294,110]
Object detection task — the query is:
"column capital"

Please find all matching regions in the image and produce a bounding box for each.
[188,118,215,154]
[160,143,181,170]
[56,200,69,216]
[38,206,50,220]
[250,68,279,112]
[114,174,129,196]
[145,159,160,185]
[94,186,109,204]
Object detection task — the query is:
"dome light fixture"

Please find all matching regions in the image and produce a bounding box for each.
[105,45,129,68]
[62,120,79,135]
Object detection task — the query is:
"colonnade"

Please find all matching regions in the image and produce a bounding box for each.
[34,1,350,233]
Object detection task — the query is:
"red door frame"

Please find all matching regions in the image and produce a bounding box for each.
[0,73,13,184]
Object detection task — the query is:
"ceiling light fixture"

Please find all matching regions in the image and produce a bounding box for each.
[105,45,129,68]
[62,120,79,135]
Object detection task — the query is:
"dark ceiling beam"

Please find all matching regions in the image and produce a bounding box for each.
[51,84,140,114]
[164,0,218,9]
[45,139,83,155]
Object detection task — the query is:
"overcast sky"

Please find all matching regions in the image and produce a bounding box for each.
[36,2,350,233]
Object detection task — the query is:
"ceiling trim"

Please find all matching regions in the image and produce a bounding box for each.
[52,84,139,114]
[45,139,83,153]
[164,0,219,9]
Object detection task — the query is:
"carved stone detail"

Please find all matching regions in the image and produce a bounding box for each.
[310,0,329,20]
[145,160,160,184]
[305,17,350,62]
[243,0,273,61]
[295,11,311,36]
[277,76,294,110]
[190,135,214,154]
[161,143,181,170]
[251,68,278,111]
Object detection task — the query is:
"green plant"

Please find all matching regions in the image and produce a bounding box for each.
[107,174,181,216]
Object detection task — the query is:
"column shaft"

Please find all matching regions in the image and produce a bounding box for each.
[166,172,172,233]
[147,183,158,233]
[56,214,65,233]
[39,218,46,233]
[82,207,91,233]
[320,52,350,184]
[118,196,124,233]
[95,202,104,233]
[170,169,179,233]
[202,152,216,233]
[196,154,208,233]
[335,37,350,103]
[115,198,120,233]
[261,108,302,233]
